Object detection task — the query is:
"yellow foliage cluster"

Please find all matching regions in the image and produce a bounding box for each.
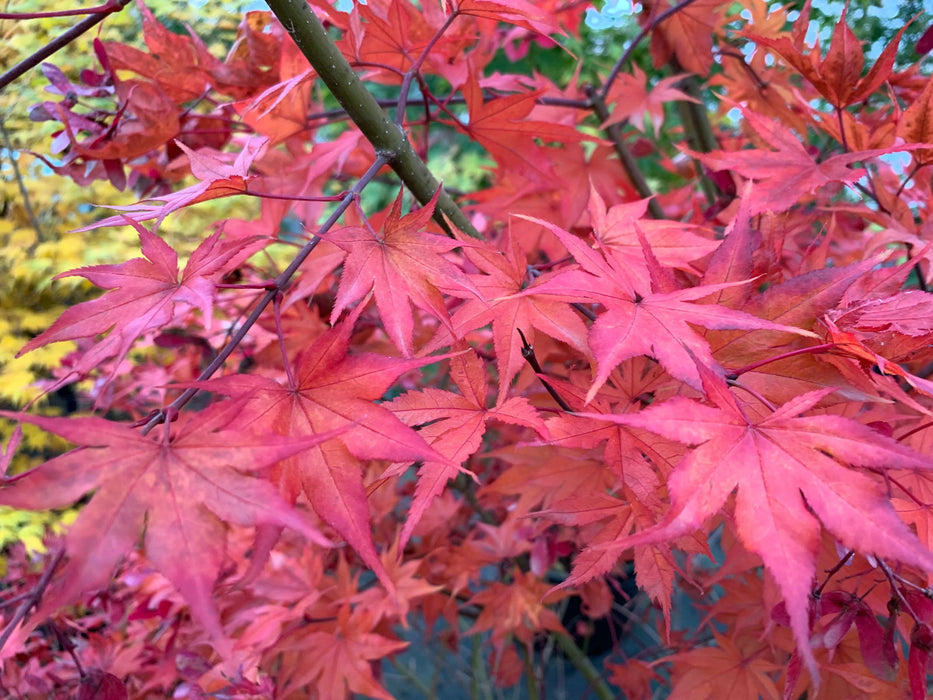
[0,0,256,549]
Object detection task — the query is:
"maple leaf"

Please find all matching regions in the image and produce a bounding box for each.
[0,401,336,645]
[82,136,267,230]
[46,77,180,169]
[542,489,677,630]
[694,108,918,214]
[825,290,933,363]
[513,214,814,402]
[602,66,698,133]
[422,227,590,399]
[347,0,459,81]
[574,361,933,682]
[323,189,480,356]
[18,221,256,388]
[587,185,719,288]
[76,670,128,700]
[202,310,455,590]
[236,70,314,144]
[102,2,219,103]
[454,0,564,36]
[465,569,567,648]
[897,76,933,167]
[450,74,585,180]
[646,0,727,76]
[387,349,547,547]
[666,630,782,699]
[274,605,407,700]
[820,314,933,398]
[484,446,616,516]
[749,6,908,109]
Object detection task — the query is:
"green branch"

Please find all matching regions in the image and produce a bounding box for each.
[553,632,617,700]
[264,0,481,239]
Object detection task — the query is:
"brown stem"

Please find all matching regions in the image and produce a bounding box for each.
[814,550,854,596]
[517,328,572,412]
[0,548,65,653]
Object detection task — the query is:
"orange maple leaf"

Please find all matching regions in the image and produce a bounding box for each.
[323,189,480,356]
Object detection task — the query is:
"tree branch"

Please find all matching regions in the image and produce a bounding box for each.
[264,0,481,239]
[0,0,132,92]
[553,632,616,700]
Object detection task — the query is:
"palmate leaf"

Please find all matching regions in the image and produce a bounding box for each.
[322,189,480,357]
[571,360,933,681]
[0,400,338,648]
[202,309,457,591]
[386,349,547,548]
[694,108,931,214]
[512,214,815,402]
[17,220,258,391]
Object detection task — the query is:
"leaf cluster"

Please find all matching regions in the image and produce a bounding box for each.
[3,0,933,698]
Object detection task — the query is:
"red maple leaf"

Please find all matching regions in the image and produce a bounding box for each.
[513,214,814,402]
[386,349,547,547]
[455,0,564,36]
[0,400,335,645]
[18,221,256,388]
[322,189,479,356]
[202,310,454,589]
[102,2,220,103]
[694,108,920,214]
[602,66,698,133]
[465,569,567,648]
[749,5,908,109]
[83,136,267,230]
[645,0,728,75]
[664,630,782,698]
[450,74,585,180]
[587,185,719,287]
[574,360,933,681]
[272,605,408,700]
[423,227,590,399]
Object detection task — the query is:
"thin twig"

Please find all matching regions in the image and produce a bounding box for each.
[395,10,460,125]
[517,329,573,412]
[0,0,132,92]
[0,548,65,653]
[553,632,616,700]
[877,559,923,624]
[48,621,85,678]
[0,2,118,19]
[814,550,854,596]
[0,117,44,244]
